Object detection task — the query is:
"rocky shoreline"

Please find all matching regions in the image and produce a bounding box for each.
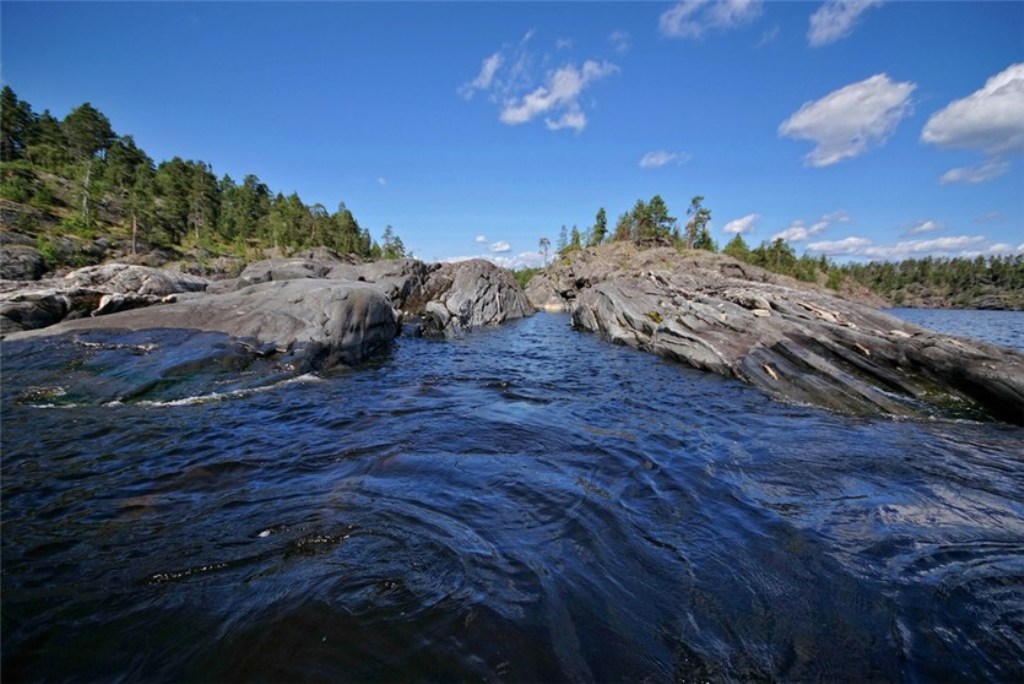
[3,243,1022,424]
[1,255,534,404]
[527,243,1024,425]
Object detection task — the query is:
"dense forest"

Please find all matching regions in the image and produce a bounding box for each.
[546,195,1024,309]
[0,86,407,270]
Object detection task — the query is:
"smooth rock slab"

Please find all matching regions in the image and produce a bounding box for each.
[8,279,399,374]
[541,243,1024,424]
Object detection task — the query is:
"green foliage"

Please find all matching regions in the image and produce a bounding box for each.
[3,91,406,264]
[684,196,712,250]
[722,233,750,261]
[840,254,1024,303]
[514,266,541,289]
[590,207,607,246]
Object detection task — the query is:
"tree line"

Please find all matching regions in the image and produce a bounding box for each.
[0,86,407,259]
[537,193,1022,304]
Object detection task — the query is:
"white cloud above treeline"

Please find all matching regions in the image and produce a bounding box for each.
[722,213,759,235]
[921,62,1024,185]
[770,211,850,242]
[778,73,915,167]
[807,0,884,47]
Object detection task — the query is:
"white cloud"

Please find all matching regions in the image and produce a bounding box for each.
[556,38,574,50]
[904,219,942,236]
[609,30,631,53]
[639,150,690,168]
[443,251,544,270]
[939,160,1011,185]
[459,52,504,100]
[475,235,488,244]
[778,73,915,167]
[499,59,618,132]
[807,0,884,47]
[722,213,760,234]
[923,64,1024,185]
[922,63,1024,155]
[771,211,848,242]
[808,234,990,259]
[490,240,511,253]
[660,0,764,39]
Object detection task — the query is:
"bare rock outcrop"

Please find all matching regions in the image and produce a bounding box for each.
[407,259,535,337]
[535,243,1024,424]
[8,279,399,373]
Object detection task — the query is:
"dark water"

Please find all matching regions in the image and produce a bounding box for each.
[3,313,1023,682]
[888,307,1024,351]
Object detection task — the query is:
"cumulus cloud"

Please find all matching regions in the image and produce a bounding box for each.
[771,211,849,242]
[460,33,618,133]
[499,60,618,132]
[490,240,511,253]
[660,0,763,39]
[808,234,991,259]
[922,63,1024,155]
[722,213,760,235]
[475,235,488,244]
[778,73,915,167]
[639,150,690,168]
[921,63,1024,184]
[444,251,545,270]
[807,0,884,47]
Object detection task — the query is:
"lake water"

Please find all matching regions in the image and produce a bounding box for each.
[888,307,1024,351]
[2,312,1023,681]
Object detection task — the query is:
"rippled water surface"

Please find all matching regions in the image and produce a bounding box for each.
[3,313,1023,681]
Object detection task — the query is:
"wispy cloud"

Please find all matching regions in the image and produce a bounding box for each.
[922,63,1024,185]
[807,234,1005,259]
[460,34,618,134]
[609,30,631,53]
[660,0,764,39]
[377,177,387,186]
[475,235,488,244]
[778,73,915,167]
[490,240,511,253]
[638,150,691,168]
[807,0,884,47]
[499,60,618,133]
[903,219,942,236]
[722,213,760,235]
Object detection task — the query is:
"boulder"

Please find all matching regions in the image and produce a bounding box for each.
[64,263,209,296]
[330,259,438,312]
[542,243,1023,424]
[7,279,399,372]
[0,245,46,281]
[0,288,104,335]
[406,259,534,337]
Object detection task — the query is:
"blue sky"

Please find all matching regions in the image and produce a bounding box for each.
[2,1,1022,267]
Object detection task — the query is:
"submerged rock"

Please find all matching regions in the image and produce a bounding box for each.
[534,243,1024,424]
